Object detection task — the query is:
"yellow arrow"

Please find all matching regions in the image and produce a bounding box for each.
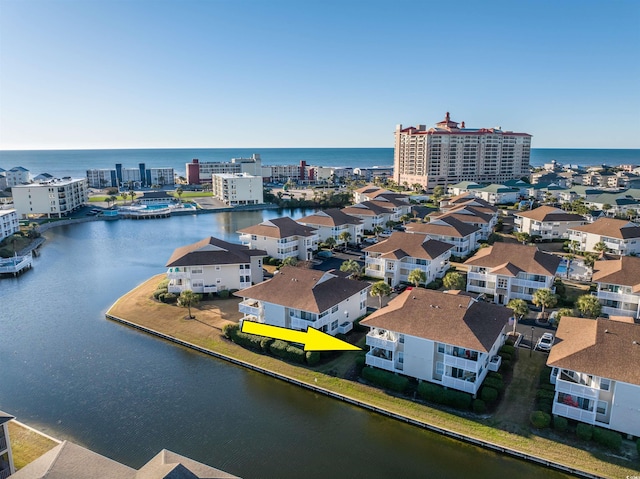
[241,321,361,352]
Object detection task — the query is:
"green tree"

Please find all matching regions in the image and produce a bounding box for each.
[593,241,608,255]
[178,290,201,319]
[532,288,558,317]
[176,187,184,202]
[507,299,529,334]
[324,236,336,250]
[338,231,352,246]
[554,307,575,327]
[514,232,531,244]
[576,294,602,318]
[442,271,465,290]
[408,269,427,288]
[564,253,575,278]
[432,185,444,203]
[340,259,363,279]
[370,281,392,309]
[385,220,395,230]
[400,214,411,225]
[120,191,128,204]
[373,225,383,239]
[109,195,118,208]
[281,256,298,267]
[583,252,599,268]
[602,203,612,215]
[128,190,136,204]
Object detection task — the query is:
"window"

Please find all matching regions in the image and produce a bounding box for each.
[331,305,339,313]
[331,320,338,330]
[497,278,508,289]
[596,401,607,415]
[600,378,610,391]
[436,362,444,375]
[437,343,445,353]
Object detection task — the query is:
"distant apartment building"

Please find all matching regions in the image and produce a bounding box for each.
[0,209,19,242]
[86,168,117,189]
[393,112,531,191]
[5,166,30,187]
[185,154,263,185]
[12,177,88,219]
[212,173,263,206]
[87,163,175,189]
[514,206,586,240]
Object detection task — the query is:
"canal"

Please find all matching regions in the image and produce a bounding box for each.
[0,210,570,479]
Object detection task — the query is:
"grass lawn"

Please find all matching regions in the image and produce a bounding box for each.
[88,196,109,202]
[562,281,591,305]
[8,421,59,470]
[106,276,640,479]
[173,191,212,198]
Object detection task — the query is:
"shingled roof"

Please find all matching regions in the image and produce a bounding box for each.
[341,201,390,216]
[464,243,561,276]
[234,266,369,313]
[237,217,317,238]
[406,216,480,238]
[568,218,640,240]
[297,208,363,227]
[363,232,453,260]
[547,317,640,386]
[592,256,640,292]
[361,289,511,352]
[514,206,585,223]
[166,237,266,267]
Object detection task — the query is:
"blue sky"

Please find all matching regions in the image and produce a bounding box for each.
[1,0,638,149]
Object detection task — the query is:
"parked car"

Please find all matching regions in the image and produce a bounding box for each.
[536,332,554,352]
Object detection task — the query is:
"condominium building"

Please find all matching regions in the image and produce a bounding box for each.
[212,173,263,206]
[393,112,531,191]
[592,256,640,319]
[12,178,88,219]
[238,217,319,261]
[5,166,30,187]
[185,154,263,185]
[567,218,640,256]
[86,168,117,189]
[0,209,19,242]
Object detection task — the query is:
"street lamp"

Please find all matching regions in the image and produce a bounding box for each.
[530,326,535,357]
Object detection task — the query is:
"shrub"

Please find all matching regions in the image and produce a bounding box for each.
[539,367,552,385]
[163,292,178,303]
[354,352,366,371]
[498,351,512,362]
[234,332,264,351]
[446,389,472,409]
[483,376,504,392]
[530,411,551,429]
[499,360,512,372]
[592,428,622,451]
[157,293,166,302]
[269,340,305,364]
[157,278,170,289]
[305,351,321,366]
[426,279,443,290]
[153,288,168,300]
[260,337,274,352]
[553,416,568,432]
[576,423,594,441]
[218,289,230,299]
[535,389,555,401]
[418,382,446,403]
[536,399,553,414]
[487,372,503,381]
[539,383,556,392]
[472,399,486,414]
[500,344,516,356]
[480,386,499,403]
[223,323,239,339]
[361,367,409,393]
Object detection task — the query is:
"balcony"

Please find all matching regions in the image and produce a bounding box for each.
[597,290,640,305]
[365,350,402,372]
[239,300,262,316]
[555,373,599,400]
[488,355,502,372]
[552,402,596,424]
[166,270,187,279]
[291,316,316,330]
[442,375,477,394]
[366,329,399,350]
[444,354,479,372]
[0,467,10,479]
[338,321,353,334]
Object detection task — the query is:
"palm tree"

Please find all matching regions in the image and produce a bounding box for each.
[407,269,426,288]
[555,307,575,326]
[179,290,201,319]
[120,191,128,204]
[514,232,531,244]
[442,271,465,290]
[385,220,395,231]
[507,298,529,334]
[370,281,392,309]
[400,214,411,225]
[593,241,608,255]
[602,203,612,216]
[373,225,383,239]
[128,190,136,205]
[176,187,184,203]
[576,294,602,318]
[532,288,558,318]
[281,256,298,268]
[324,236,336,250]
[109,195,118,208]
[583,252,599,269]
[340,259,362,279]
[338,231,351,247]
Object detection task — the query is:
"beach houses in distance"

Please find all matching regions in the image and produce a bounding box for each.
[238,217,319,261]
[362,232,453,287]
[548,316,640,438]
[166,237,267,294]
[360,289,511,395]
[236,266,370,335]
[464,243,561,305]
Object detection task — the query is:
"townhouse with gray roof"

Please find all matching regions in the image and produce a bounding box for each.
[548,317,640,438]
[362,232,453,287]
[235,266,370,335]
[166,237,267,295]
[361,289,511,395]
[464,243,561,305]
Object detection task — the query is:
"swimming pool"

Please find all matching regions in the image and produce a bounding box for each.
[145,204,169,210]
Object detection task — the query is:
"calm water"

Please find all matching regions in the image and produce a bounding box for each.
[1,147,639,179]
[0,211,570,479]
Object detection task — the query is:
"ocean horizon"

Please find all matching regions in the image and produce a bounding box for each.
[1,147,639,179]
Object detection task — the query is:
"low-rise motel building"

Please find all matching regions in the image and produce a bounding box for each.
[548,316,640,438]
[361,288,511,395]
[165,237,267,295]
[238,217,319,261]
[12,177,88,219]
[514,205,586,240]
[236,266,370,335]
[567,218,640,256]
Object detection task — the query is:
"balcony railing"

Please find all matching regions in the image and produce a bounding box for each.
[366,330,399,350]
[442,375,477,394]
[488,355,502,372]
[552,402,596,424]
[0,467,11,479]
[0,434,6,451]
[239,300,261,316]
[555,375,599,399]
[597,290,640,305]
[443,354,479,372]
[338,322,353,335]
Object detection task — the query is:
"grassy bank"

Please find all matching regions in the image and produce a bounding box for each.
[8,421,59,470]
[107,276,640,479]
